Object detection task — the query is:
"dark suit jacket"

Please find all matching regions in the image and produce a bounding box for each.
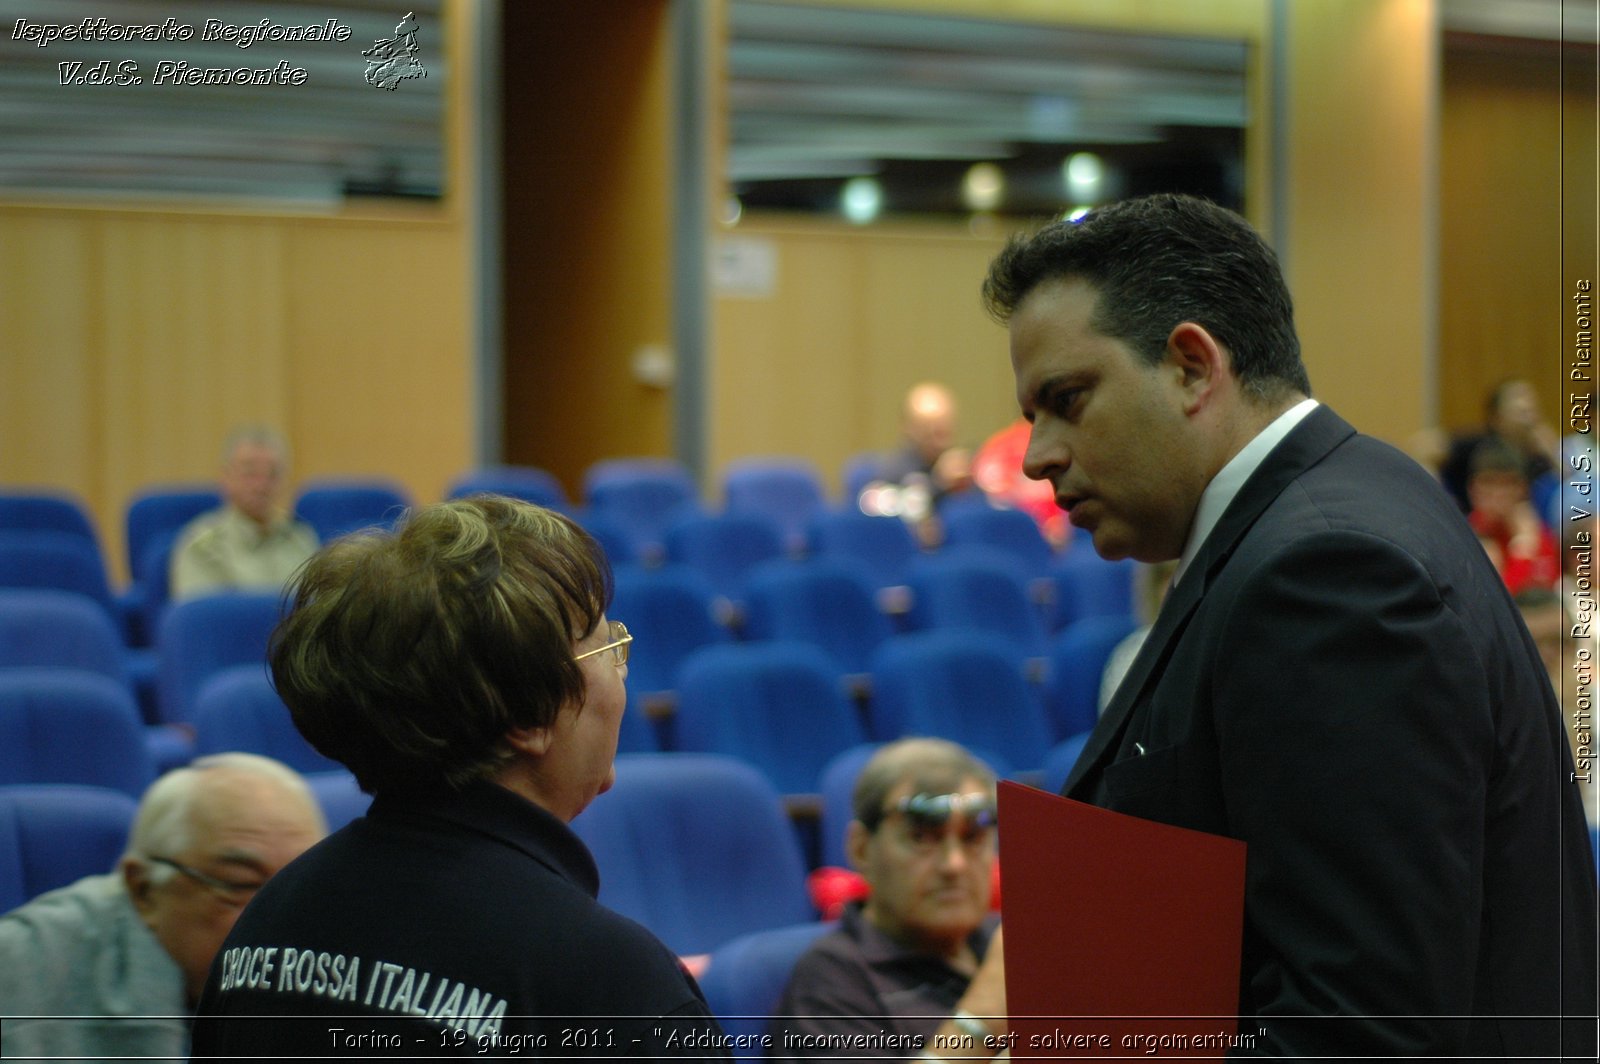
[1063,406,1597,1059]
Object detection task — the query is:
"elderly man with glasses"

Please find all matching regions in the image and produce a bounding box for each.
[192,495,729,1060]
[770,738,1008,1062]
[0,753,326,1060]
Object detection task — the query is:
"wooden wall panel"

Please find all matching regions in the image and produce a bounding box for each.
[0,215,98,497]
[0,205,472,583]
[284,222,471,505]
[711,220,1014,496]
[1439,39,1566,435]
[1282,0,1435,446]
[0,2,476,583]
[859,232,1018,443]
[98,217,292,515]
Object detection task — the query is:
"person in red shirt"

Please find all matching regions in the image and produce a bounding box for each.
[1467,439,1559,594]
[971,417,1072,547]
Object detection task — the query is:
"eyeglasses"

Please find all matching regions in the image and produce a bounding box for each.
[574,620,632,667]
[879,791,997,852]
[148,857,263,907]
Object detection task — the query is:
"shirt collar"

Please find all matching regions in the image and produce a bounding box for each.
[843,900,998,968]
[370,778,601,897]
[222,504,294,540]
[1172,397,1319,586]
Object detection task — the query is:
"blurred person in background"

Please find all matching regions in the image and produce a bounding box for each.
[0,754,324,1060]
[1439,377,1561,516]
[169,425,318,602]
[859,382,976,545]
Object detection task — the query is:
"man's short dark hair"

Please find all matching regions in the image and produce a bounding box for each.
[1469,438,1526,482]
[982,193,1311,402]
[270,495,612,794]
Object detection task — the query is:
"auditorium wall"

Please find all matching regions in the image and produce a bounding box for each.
[0,3,478,583]
[1,0,1580,581]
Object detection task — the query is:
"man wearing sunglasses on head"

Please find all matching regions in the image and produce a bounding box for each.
[771,739,1008,1062]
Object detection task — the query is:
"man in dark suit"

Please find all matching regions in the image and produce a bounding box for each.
[981,194,1597,1058]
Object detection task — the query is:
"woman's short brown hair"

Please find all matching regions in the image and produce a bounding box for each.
[270,495,611,794]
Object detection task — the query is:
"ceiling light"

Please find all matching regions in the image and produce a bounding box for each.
[961,162,1004,212]
[1063,152,1104,202]
[841,177,882,224]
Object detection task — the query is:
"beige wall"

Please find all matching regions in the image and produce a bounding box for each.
[710,0,1443,498]
[0,204,474,584]
[1440,36,1595,436]
[711,218,1018,498]
[4,0,1577,583]
[1280,0,1436,446]
[0,5,477,583]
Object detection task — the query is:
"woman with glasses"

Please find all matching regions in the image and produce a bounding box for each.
[192,495,729,1060]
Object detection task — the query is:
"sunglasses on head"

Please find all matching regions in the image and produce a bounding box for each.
[883,791,998,848]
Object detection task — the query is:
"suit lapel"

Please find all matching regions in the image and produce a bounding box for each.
[1060,405,1358,797]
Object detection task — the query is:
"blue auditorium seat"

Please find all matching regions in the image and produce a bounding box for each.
[740,557,894,678]
[673,642,867,795]
[939,503,1056,584]
[570,754,813,956]
[446,466,569,509]
[581,458,701,564]
[0,670,155,797]
[293,479,411,542]
[609,565,731,713]
[902,547,1050,659]
[805,508,922,595]
[1048,547,1136,630]
[839,452,882,509]
[0,531,117,618]
[1040,731,1094,795]
[0,785,139,915]
[697,921,835,1051]
[0,491,100,547]
[866,630,1051,771]
[191,666,342,775]
[663,512,787,608]
[0,589,128,683]
[572,511,641,569]
[721,458,828,553]
[123,486,220,643]
[1043,614,1143,741]
[124,486,220,586]
[156,592,281,726]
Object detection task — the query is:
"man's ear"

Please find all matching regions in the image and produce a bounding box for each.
[1165,321,1229,414]
[845,820,872,872]
[121,857,157,917]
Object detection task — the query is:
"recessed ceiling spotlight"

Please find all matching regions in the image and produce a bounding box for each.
[841,177,882,224]
[1063,152,1104,202]
[962,162,1004,212]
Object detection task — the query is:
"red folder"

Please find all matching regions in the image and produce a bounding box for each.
[997,781,1247,1059]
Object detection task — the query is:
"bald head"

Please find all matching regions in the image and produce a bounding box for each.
[122,754,326,1004]
[903,382,958,464]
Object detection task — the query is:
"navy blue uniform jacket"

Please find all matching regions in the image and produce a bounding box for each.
[191,780,730,1060]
